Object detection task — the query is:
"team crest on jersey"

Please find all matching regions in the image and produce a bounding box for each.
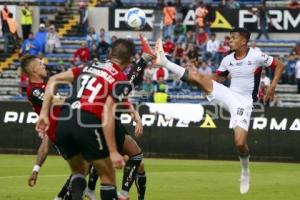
[248,61,252,65]
[236,61,243,66]
[229,62,233,66]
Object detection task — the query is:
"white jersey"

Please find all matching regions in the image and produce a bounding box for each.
[216,48,276,102]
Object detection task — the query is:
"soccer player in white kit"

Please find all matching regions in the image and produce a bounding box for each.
[155,28,284,194]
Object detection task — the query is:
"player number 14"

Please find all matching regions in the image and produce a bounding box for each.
[77,75,103,103]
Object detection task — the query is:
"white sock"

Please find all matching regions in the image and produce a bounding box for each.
[120,190,129,197]
[165,61,186,79]
[239,155,250,173]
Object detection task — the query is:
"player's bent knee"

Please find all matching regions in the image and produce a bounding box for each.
[123,135,142,156]
[138,161,145,173]
[92,158,115,185]
[234,140,246,150]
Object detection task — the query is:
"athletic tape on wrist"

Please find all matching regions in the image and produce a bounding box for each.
[32,165,40,172]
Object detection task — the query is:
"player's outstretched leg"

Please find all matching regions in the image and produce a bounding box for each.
[70,173,87,199]
[118,135,144,200]
[155,38,213,94]
[54,175,72,200]
[234,127,250,194]
[135,162,146,200]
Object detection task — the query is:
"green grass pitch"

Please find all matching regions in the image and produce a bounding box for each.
[0,154,299,200]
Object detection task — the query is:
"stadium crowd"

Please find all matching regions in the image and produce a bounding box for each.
[1,0,300,104]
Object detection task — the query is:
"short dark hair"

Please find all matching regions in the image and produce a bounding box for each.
[8,12,13,18]
[111,39,135,65]
[230,27,251,42]
[20,55,38,75]
[167,1,173,6]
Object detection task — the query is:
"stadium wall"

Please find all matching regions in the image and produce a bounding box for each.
[0,101,299,162]
[90,7,300,40]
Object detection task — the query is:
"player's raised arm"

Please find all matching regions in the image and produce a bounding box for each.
[36,70,76,134]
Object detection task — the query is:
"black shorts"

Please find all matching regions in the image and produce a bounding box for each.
[55,108,109,161]
[115,119,129,153]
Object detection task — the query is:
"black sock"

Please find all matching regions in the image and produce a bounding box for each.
[100,184,118,200]
[88,166,98,191]
[238,151,250,158]
[70,173,86,200]
[129,57,148,86]
[121,153,143,192]
[180,69,189,82]
[57,175,72,198]
[135,172,146,200]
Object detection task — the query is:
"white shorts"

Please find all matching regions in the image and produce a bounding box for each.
[206,81,252,131]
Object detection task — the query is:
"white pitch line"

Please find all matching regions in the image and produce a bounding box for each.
[0,174,69,179]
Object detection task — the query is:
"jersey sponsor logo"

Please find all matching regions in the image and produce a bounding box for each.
[32,89,44,100]
[71,101,81,109]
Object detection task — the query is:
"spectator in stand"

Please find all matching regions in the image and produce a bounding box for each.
[86,27,99,49]
[288,0,300,9]
[21,3,33,40]
[0,3,9,36]
[20,69,28,95]
[173,43,185,65]
[203,32,219,64]
[21,32,41,55]
[111,35,117,43]
[195,1,208,31]
[172,77,183,91]
[73,42,90,63]
[57,59,66,73]
[153,66,169,81]
[185,43,199,63]
[196,27,208,53]
[260,69,271,87]
[97,33,111,60]
[258,81,267,104]
[286,52,297,84]
[154,75,168,91]
[163,1,176,38]
[293,43,300,56]
[269,94,283,107]
[216,41,229,64]
[6,12,19,53]
[79,1,88,36]
[163,36,175,59]
[295,58,300,93]
[35,23,47,53]
[255,2,270,40]
[99,28,111,45]
[144,64,155,80]
[251,40,261,52]
[185,30,196,44]
[90,43,99,60]
[198,61,212,75]
[45,25,60,53]
[226,0,240,9]
[143,77,154,101]
[153,82,169,103]
[173,18,186,43]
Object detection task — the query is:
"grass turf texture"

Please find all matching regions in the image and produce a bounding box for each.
[0,154,299,200]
